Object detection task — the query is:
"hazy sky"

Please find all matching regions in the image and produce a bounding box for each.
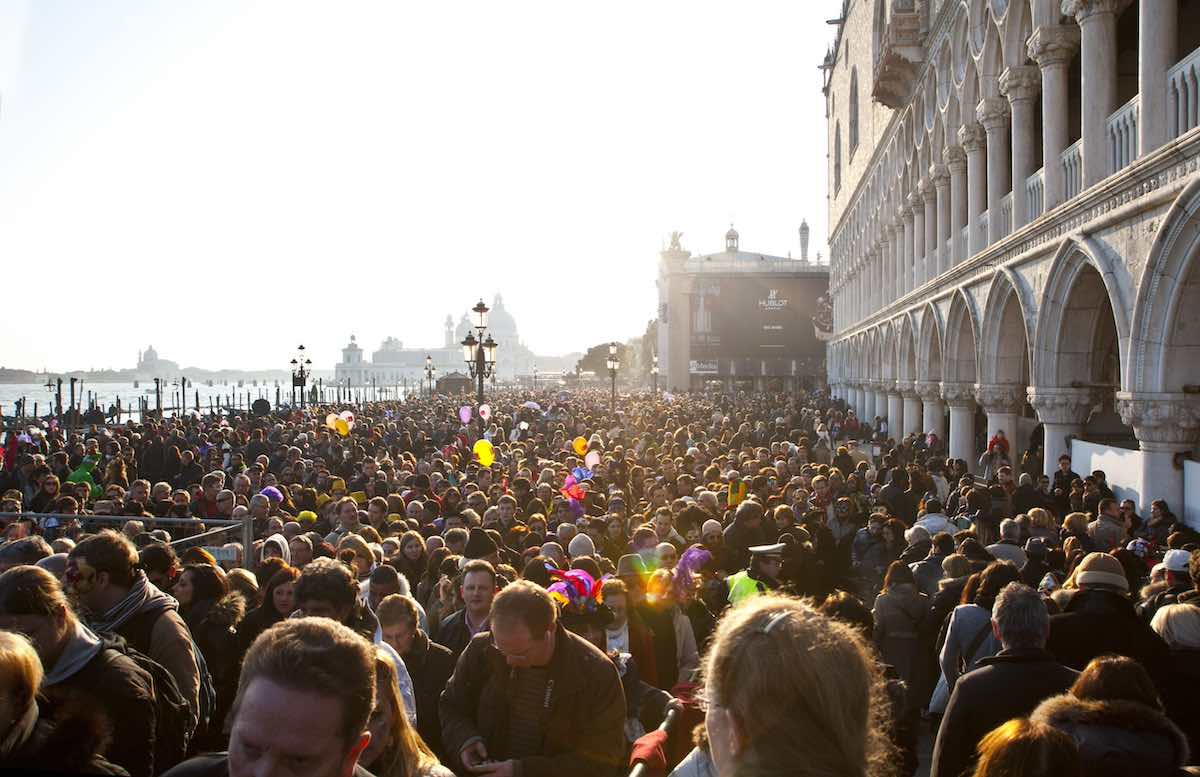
[0,1,833,372]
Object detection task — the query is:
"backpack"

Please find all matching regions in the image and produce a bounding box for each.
[120,603,219,747]
[99,634,192,772]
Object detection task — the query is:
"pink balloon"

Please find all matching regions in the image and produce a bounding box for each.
[479,403,492,421]
[459,405,472,424]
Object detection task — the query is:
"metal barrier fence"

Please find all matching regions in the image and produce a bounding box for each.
[0,513,255,569]
[628,704,682,777]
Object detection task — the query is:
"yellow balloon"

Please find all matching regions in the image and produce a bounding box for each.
[473,438,495,468]
[573,436,588,456]
[335,418,350,436]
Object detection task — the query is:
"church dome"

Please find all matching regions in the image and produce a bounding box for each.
[487,293,518,338]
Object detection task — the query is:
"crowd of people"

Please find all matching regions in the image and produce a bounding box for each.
[0,387,1197,777]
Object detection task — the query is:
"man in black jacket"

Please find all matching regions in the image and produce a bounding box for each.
[432,559,497,661]
[440,581,625,777]
[931,582,1077,777]
[379,593,454,759]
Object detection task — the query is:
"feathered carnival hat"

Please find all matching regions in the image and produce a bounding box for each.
[547,568,612,630]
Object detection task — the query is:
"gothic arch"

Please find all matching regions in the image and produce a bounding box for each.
[978,267,1035,385]
[1000,0,1033,68]
[881,324,897,381]
[1128,178,1200,393]
[898,314,918,383]
[944,288,981,384]
[1033,233,1131,389]
[917,301,946,381]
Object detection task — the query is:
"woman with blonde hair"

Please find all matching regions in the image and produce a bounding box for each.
[0,630,125,773]
[970,718,1080,777]
[1026,508,1059,545]
[361,648,452,777]
[701,594,892,777]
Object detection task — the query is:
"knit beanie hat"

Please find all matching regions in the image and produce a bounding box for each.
[1074,552,1130,592]
[567,533,595,559]
[464,527,498,559]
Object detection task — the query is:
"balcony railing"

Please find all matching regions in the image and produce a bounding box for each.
[1062,139,1083,200]
[959,224,969,264]
[1026,167,1045,223]
[978,212,989,249]
[998,192,1014,240]
[1107,95,1139,174]
[1169,44,1200,140]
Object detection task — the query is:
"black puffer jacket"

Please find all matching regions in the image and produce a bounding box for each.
[1032,694,1189,777]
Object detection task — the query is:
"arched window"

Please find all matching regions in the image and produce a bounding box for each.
[834,121,843,193]
[849,68,860,156]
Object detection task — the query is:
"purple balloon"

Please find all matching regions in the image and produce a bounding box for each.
[459,405,472,424]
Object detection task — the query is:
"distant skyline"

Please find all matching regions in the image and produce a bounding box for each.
[0,1,834,372]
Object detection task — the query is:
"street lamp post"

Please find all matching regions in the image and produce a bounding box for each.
[606,342,620,412]
[425,355,436,397]
[651,354,659,394]
[532,363,537,389]
[461,299,498,405]
[291,345,312,409]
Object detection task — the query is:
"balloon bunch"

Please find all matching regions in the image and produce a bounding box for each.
[325,410,355,437]
[561,474,586,519]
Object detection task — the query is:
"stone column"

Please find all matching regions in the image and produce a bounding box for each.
[1029,24,1081,210]
[946,145,967,266]
[901,206,915,295]
[959,122,987,255]
[931,161,950,278]
[863,382,877,422]
[1116,392,1200,519]
[1027,387,1097,478]
[908,191,925,288]
[1066,0,1125,188]
[916,381,946,442]
[881,231,894,306]
[891,218,904,301]
[975,383,1026,462]
[1000,65,1042,229]
[1139,0,1177,156]
[977,96,1012,245]
[942,382,978,471]
[922,178,937,284]
[888,388,904,440]
[902,387,922,439]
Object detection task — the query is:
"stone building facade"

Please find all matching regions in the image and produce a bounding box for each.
[824,0,1200,516]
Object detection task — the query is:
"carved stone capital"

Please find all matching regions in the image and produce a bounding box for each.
[900,205,914,222]
[940,381,977,407]
[1027,387,1096,425]
[974,383,1025,414]
[999,65,1041,104]
[919,177,936,201]
[976,97,1011,133]
[915,381,943,403]
[907,191,924,210]
[1028,24,1081,69]
[944,144,967,174]
[1063,0,1132,25]
[929,162,950,187]
[958,122,986,153]
[1115,392,1200,451]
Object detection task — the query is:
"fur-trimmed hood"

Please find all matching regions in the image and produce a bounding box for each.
[8,696,128,775]
[185,590,247,631]
[1031,693,1189,776]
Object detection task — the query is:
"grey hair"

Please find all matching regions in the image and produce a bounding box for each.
[992,582,1049,649]
[999,518,1020,540]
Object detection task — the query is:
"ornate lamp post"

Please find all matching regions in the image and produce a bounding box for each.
[461,299,498,405]
[291,345,312,408]
[425,355,436,397]
[532,363,538,389]
[651,353,659,394]
[606,342,620,412]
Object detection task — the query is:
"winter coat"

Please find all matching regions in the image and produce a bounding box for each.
[1087,514,1127,552]
[1046,588,1171,687]
[181,592,246,750]
[929,648,1078,777]
[1032,694,1189,777]
[872,583,928,687]
[42,641,158,777]
[2,700,130,775]
[439,624,626,777]
[432,607,486,662]
[403,630,456,759]
[1159,647,1200,758]
[162,752,377,777]
[909,553,946,597]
